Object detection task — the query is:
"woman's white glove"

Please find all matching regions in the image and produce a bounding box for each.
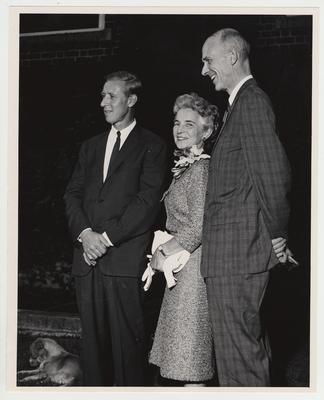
[141,259,155,291]
[162,250,190,288]
[141,230,190,291]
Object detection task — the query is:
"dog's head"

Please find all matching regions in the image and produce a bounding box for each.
[29,338,49,366]
[29,338,66,367]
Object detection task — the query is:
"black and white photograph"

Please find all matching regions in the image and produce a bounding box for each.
[1,2,322,398]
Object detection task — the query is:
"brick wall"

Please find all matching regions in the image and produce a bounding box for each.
[20,15,121,67]
[20,14,312,67]
[255,15,312,49]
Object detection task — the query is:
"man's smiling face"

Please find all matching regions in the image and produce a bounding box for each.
[201,36,231,93]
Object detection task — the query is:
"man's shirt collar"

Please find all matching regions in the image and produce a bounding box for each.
[111,119,136,139]
[228,75,253,106]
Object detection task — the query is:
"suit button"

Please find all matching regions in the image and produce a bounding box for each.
[97,199,104,203]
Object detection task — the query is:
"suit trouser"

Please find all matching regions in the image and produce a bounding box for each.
[74,267,147,386]
[205,271,271,386]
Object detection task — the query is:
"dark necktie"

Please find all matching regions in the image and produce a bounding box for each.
[222,102,231,124]
[107,130,121,174]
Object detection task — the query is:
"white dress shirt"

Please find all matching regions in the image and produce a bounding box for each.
[79,119,137,247]
[228,75,253,106]
[103,119,136,181]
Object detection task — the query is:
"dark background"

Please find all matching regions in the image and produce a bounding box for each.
[20,14,101,34]
[18,13,312,386]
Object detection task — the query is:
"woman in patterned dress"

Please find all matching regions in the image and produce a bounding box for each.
[148,93,219,386]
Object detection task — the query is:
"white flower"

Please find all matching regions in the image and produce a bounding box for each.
[171,146,210,180]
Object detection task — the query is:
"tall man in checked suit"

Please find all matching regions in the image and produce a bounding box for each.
[64,71,167,386]
[201,29,294,386]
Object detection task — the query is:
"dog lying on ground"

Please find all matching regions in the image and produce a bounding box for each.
[17,338,82,386]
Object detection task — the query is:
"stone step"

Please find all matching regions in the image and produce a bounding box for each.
[18,309,81,337]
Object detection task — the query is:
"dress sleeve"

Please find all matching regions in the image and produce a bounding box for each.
[173,159,209,253]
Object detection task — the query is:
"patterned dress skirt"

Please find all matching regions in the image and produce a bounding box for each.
[149,246,215,382]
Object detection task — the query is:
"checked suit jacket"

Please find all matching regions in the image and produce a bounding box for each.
[201,78,291,277]
[64,124,168,277]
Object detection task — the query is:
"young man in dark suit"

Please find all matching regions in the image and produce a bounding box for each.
[64,71,168,386]
[200,29,295,386]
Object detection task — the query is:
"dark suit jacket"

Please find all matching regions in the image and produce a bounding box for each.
[201,78,291,277]
[64,124,168,277]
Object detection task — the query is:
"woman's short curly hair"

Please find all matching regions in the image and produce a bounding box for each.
[173,92,220,132]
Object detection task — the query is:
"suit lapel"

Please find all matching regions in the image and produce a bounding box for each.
[212,78,256,152]
[104,124,141,182]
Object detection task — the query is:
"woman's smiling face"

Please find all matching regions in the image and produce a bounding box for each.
[173,108,207,150]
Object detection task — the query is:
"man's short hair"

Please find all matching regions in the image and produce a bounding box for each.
[213,28,250,61]
[105,71,142,97]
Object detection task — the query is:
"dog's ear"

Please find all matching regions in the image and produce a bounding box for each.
[30,339,44,357]
[35,339,44,351]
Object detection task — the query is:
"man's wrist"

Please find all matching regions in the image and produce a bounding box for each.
[102,231,114,246]
[78,227,92,242]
